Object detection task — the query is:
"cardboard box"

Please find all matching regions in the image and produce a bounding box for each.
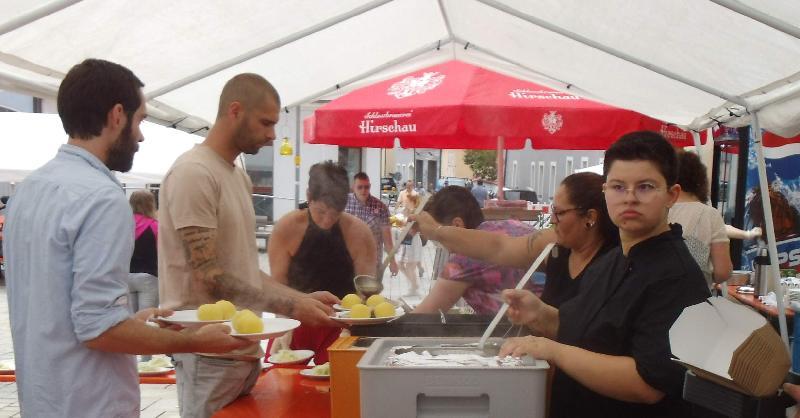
[670,297,790,397]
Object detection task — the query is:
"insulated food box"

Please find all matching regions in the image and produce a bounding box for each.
[357,337,549,418]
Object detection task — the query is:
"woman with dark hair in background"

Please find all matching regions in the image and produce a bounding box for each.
[127,190,159,312]
[127,190,160,361]
[669,150,732,288]
[269,161,375,363]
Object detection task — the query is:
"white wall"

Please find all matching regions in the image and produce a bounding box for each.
[271,105,382,222]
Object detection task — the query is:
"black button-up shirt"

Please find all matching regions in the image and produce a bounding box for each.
[551,224,710,418]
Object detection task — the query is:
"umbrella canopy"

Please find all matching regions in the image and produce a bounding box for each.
[306,60,704,150]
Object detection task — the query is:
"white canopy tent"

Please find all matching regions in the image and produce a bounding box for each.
[0,112,202,185]
[1,0,799,343]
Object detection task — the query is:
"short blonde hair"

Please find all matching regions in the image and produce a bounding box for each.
[129,190,156,219]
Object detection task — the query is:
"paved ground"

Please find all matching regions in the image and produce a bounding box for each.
[0,239,438,417]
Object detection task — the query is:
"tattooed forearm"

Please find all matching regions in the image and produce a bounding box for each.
[526,229,544,258]
[178,226,297,316]
[206,269,296,316]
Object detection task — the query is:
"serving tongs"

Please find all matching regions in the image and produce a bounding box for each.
[353,196,428,299]
[477,242,555,352]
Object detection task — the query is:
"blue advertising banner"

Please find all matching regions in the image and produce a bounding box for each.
[741,129,800,271]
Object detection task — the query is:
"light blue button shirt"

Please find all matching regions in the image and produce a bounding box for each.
[3,144,139,417]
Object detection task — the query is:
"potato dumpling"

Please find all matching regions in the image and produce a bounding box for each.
[365,294,386,308]
[341,293,362,309]
[232,309,263,333]
[373,301,396,318]
[349,304,372,319]
[197,303,223,320]
[215,300,236,320]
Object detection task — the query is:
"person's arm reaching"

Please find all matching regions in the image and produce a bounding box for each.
[503,289,559,338]
[500,337,664,404]
[725,225,761,240]
[413,279,470,313]
[179,225,337,327]
[710,241,733,284]
[382,225,398,275]
[85,317,249,354]
[343,214,378,277]
[71,189,248,355]
[267,215,296,286]
[412,212,556,270]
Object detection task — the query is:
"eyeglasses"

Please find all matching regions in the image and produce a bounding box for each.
[603,182,664,202]
[551,206,583,223]
[355,184,371,190]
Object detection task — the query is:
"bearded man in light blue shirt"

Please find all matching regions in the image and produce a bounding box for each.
[3,59,248,418]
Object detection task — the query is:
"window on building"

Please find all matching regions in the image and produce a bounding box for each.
[338,147,362,182]
[243,146,274,221]
[538,162,545,195]
[530,162,536,191]
[566,157,574,176]
[511,160,518,188]
[581,157,589,169]
[549,162,557,201]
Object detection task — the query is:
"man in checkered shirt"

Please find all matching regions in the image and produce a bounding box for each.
[345,172,399,276]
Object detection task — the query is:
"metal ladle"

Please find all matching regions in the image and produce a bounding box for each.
[354,196,428,298]
[353,274,383,299]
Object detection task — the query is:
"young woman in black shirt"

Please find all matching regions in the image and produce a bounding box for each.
[500,131,710,418]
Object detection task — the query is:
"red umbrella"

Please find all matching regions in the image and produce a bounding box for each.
[306,60,704,150]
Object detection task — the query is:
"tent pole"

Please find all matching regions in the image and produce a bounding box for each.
[709,0,800,40]
[691,131,703,165]
[751,112,789,349]
[496,136,505,200]
[0,0,81,36]
[690,131,703,163]
[295,106,302,209]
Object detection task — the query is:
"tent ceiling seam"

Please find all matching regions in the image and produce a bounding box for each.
[0,52,66,79]
[709,0,800,40]
[451,36,574,92]
[284,39,451,107]
[474,0,746,107]
[0,0,81,36]
[145,0,394,100]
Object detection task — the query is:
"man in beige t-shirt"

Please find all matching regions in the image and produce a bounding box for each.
[158,73,339,418]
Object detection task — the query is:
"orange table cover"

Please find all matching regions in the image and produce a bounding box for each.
[213,365,330,418]
[0,371,176,384]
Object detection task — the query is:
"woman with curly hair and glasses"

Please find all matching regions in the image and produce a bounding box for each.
[413,171,618,310]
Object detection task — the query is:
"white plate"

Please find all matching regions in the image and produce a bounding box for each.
[329,307,405,325]
[299,369,329,380]
[230,318,301,341]
[157,310,230,328]
[138,367,172,376]
[333,299,400,311]
[267,349,314,365]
